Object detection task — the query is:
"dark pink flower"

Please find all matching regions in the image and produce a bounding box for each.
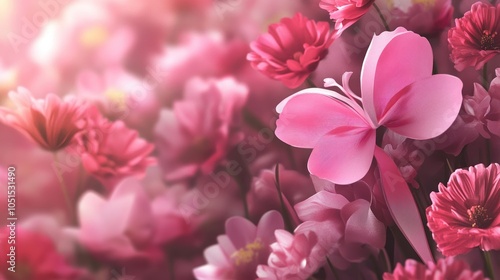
[319,0,375,34]
[426,163,500,256]
[75,108,156,189]
[383,258,487,280]
[0,228,89,280]
[247,13,335,88]
[448,2,500,71]
[193,211,284,280]
[0,88,87,151]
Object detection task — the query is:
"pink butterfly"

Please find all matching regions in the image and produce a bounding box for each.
[275,27,463,263]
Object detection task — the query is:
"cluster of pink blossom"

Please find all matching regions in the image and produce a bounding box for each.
[0,0,499,279]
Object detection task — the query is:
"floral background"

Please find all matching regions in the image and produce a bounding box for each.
[0,0,499,279]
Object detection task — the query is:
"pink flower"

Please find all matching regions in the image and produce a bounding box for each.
[74,108,156,189]
[154,77,248,182]
[295,190,386,269]
[426,163,500,256]
[66,178,163,265]
[388,0,453,36]
[75,67,161,137]
[0,87,87,151]
[319,0,375,34]
[0,228,89,280]
[462,68,500,138]
[247,13,335,88]
[448,2,500,71]
[256,229,326,280]
[30,0,135,76]
[193,211,284,280]
[383,258,487,280]
[275,27,463,185]
[276,27,462,264]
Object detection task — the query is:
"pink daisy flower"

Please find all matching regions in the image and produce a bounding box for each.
[448,2,500,71]
[383,258,487,280]
[319,0,375,34]
[426,163,500,256]
[0,88,88,151]
[193,211,284,280]
[247,13,335,89]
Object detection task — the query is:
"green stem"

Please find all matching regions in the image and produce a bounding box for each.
[482,250,496,280]
[274,164,295,232]
[326,257,340,280]
[369,254,383,280]
[53,152,75,224]
[306,77,317,88]
[482,63,489,89]
[381,248,392,272]
[373,3,390,31]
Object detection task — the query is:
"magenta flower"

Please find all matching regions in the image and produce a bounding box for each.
[154,77,248,182]
[448,2,500,71]
[247,13,335,88]
[426,163,500,256]
[383,258,487,280]
[193,211,284,280]
[275,27,462,185]
[0,87,88,151]
[319,0,375,34]
[75,108,156,189]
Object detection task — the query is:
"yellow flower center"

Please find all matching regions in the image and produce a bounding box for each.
[480,30,499,50]
[104,87,127,111]
[80,25,108,49]
[467,205,492,228]
[231,239,264,266]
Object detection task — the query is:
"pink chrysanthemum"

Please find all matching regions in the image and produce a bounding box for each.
[74,108,156,189]
[247,13,335,89]
[426,163,500,256]
[319,0,375,34]
[448,2,500,71]
[383,258,487,280]
[0,87,87,151]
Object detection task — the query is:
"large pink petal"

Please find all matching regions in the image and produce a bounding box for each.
[374,147,433,263]
[308,128,375,185]
[276,89,369,148]
[256,210,285,245]
[379,74,463,139]
[361,28,433,125]
[225,217,257,249]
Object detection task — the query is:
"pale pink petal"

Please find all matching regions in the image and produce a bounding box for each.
[374,147,433,263]
[276,90,369,148]
[361,28,433,125]
[225,217,258,249]
[341,199,385,249]
[308,128,376,185]
[379,74,463,139]
[256,211,285,245]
